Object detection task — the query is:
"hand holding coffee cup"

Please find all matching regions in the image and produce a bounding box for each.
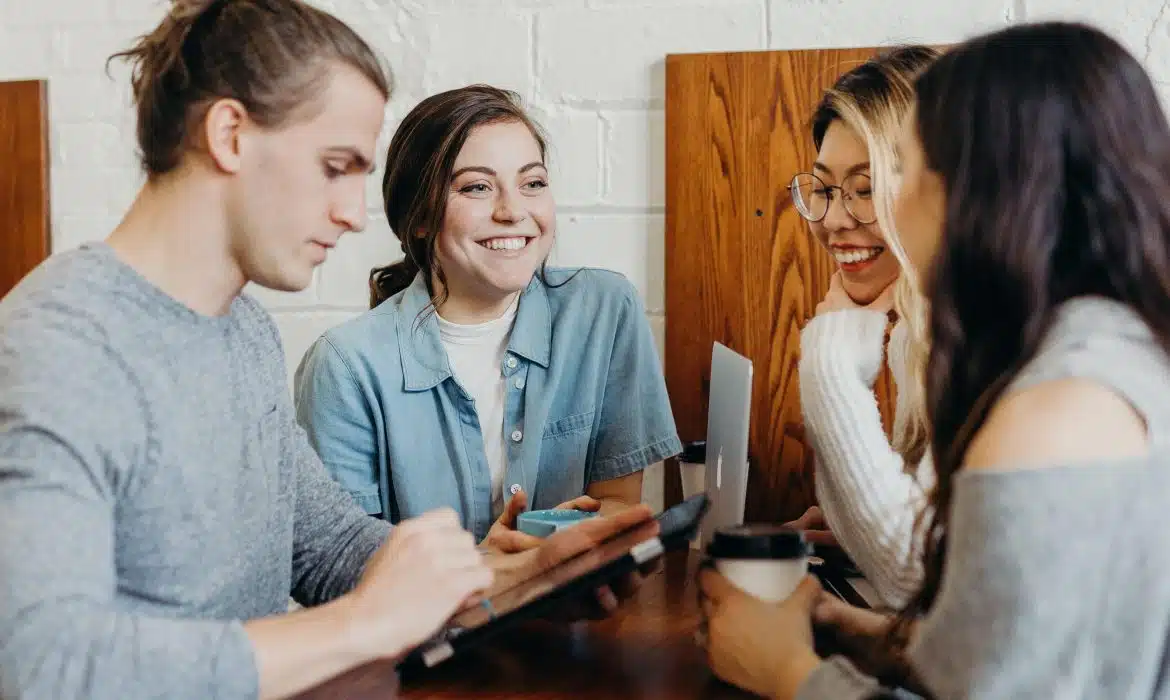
[705,524,812,603]
[696,539,823,700]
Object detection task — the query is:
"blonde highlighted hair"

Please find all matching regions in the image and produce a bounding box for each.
[810,45,940,466]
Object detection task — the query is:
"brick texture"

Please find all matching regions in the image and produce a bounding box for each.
[9,0,1170,506]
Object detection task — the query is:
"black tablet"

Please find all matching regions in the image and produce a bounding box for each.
[404,493,710,670]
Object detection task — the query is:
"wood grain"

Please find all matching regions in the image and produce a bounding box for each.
[0,80,50,299]
[664,49,896,523]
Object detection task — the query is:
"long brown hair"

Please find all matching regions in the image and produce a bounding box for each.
[108,0,390,177]
[892,21,1170,656]
[369,84,549,309]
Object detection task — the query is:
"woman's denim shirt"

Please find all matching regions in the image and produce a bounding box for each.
[293,268,682,540]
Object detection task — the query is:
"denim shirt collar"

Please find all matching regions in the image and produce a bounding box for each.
[396,272,552,392]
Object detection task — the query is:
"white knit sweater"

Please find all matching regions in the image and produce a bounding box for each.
[798,309,934,608]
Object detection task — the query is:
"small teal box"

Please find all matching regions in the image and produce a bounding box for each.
[516,509,598,538]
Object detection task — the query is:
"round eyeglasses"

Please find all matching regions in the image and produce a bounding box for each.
[788,172,876,225]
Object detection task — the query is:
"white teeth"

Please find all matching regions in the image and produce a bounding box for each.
[833,247,883,264]
[481,237,528,251]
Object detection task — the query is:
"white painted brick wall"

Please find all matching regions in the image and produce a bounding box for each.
[8,0,1170,511]
[549,213,665,311]
[768,0,1012,48]
[539,2,766,104]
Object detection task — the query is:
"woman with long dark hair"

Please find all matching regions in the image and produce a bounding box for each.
[699,22,1170,699]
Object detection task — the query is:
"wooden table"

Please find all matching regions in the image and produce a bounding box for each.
[398,549,757,699]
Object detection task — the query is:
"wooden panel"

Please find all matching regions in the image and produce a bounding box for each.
[0,80,51,299]
[664,49,896,523]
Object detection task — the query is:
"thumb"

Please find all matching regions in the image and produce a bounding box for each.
[827,271,845,295]
[500,490,528,528]
[489,529,544,554]
[789,575,823,611]
[697,566,739,603]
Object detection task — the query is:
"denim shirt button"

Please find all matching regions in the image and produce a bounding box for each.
[510,429,524,442]
[505,356,518,369]
[514,377,525,390]
[509,483,522,495]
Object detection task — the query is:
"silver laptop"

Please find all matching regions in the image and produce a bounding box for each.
[695,343,884,609]
[699,342,753,550]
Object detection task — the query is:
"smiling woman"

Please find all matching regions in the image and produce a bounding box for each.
[790,46,940,610]
[793,127,896,297]
[431,120,557,321]
[292,85,682,547]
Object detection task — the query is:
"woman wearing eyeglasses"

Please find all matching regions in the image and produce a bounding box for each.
[702,22,1170,700]
[789,46,939,610]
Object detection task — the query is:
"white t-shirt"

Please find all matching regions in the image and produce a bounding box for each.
[437,296,520,519]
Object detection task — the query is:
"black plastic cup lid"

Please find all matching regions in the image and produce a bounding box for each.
[706,524,810,560]
[679,440,706,463]
[678,441,754,466]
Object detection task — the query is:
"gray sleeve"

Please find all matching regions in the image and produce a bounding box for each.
[796,657,922,700]
[288,418,390,607]
[906,468,1117,699]
[0,331,258,700]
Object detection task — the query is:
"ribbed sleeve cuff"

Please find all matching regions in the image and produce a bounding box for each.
[800,310,890,387]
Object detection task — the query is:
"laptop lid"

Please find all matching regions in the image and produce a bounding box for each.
[699,342,753,550]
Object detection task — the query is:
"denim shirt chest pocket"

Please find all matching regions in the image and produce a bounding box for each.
[534,408,596,505]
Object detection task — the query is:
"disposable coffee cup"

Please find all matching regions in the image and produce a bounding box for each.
[678,442,707,549]
[706,525,811,603]
[677,441,750,551]
[679,441,707,501]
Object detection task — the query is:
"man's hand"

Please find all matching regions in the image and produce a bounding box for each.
[345,508,492,661]
[480,490,602,555]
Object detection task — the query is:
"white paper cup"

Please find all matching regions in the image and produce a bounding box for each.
[678,441,747,551]
[678,441,708,550]
[706,525,811,603]
[680,460,705,501]
[679,461,705,550]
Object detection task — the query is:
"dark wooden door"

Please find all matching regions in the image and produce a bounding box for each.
[0,80,51,299]
[663,49,897,523]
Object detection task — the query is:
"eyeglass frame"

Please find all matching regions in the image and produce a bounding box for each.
[786,171,877,225]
